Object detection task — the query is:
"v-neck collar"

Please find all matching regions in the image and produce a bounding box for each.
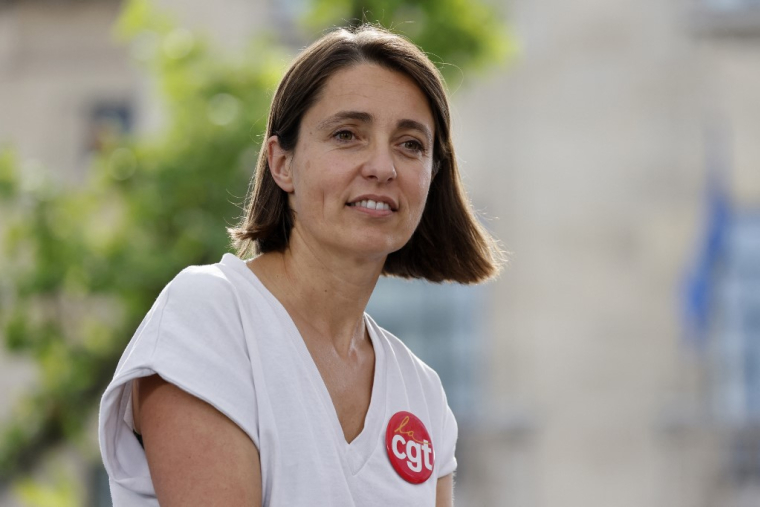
[220,253,387,475]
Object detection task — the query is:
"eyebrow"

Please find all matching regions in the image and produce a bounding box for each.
[316,110,433,145]
[316,111,372,132]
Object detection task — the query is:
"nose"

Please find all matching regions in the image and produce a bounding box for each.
[362,143,396,183]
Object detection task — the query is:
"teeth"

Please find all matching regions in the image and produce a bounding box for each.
[350,199,392,211]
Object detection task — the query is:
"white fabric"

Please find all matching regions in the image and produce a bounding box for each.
[99,253,458,506]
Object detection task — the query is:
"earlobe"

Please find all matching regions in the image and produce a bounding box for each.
[267,135,294,192]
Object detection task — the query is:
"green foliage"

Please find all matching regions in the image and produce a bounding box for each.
[13,461,82,507]
[0,149,18,198]
[0,0,510,496]
[0,0,279,484]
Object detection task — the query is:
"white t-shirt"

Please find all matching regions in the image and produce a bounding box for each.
[99,253,458,506]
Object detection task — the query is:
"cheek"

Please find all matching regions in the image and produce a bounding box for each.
[398,171,432,233]
[289,159,316,212]
[411,170,433,210]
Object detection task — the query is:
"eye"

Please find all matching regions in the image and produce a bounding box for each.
[401,139,425,153]
[334,130,355,142]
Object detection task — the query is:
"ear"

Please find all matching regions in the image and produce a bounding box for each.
[267,135,294,193]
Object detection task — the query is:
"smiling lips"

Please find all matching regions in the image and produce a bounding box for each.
[347,196,398,213]
[349,199,392,212]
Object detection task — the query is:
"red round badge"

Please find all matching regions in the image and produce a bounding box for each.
[385,411,434,484]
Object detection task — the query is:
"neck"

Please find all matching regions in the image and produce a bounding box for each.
[249,235,385,356]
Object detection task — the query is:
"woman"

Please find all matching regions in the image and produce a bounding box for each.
[99,24,501,506]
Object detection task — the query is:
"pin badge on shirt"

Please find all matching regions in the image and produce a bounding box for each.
[385,411,434,484]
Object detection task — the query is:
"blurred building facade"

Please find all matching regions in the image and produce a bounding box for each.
[1,0,760,506]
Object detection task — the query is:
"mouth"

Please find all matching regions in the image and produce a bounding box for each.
[347,197,398,212]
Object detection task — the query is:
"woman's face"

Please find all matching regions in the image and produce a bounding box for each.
[272,63,436,262]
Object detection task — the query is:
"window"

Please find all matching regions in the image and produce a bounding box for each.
[712,212,760,426]
[702,0,760,11]
[691,0,760,36]
[85,102,133,156]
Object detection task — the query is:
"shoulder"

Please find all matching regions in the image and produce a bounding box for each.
[144,260,249,354]
[166,262,239,301]
[156,260,246,321]
[367,315,459,477]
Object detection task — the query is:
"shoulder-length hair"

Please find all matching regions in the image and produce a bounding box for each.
[228,25,503,284]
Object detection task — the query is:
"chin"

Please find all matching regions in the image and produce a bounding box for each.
[346,236,409,260]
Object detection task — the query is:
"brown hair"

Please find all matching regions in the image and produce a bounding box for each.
[228,25,503,284]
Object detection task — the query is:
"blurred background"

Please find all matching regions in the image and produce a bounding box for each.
[1,0,759,505]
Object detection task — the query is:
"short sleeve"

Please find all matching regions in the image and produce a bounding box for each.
[435,382,458,478]
[98,266,258,500]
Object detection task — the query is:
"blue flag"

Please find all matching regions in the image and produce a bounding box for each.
[682,172,732,347]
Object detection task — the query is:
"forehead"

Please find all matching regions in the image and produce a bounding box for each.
[303,63,435,133]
